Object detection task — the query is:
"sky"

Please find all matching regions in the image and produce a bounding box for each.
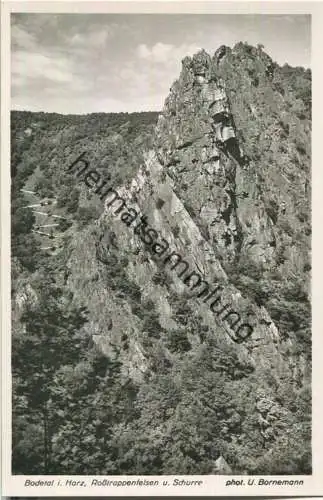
[11,14,311,114]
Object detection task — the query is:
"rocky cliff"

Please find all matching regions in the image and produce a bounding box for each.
[11,43,311,474]
[67,45,310,379]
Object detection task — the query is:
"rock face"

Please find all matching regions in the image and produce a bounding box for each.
[11,43,311,474]
[155,49,245,264]
[74,45,309,383]
[154,47,310,275]
[92,149,280,368]
[213,455,232,474]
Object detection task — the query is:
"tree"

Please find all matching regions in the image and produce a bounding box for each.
[12,283,89,473]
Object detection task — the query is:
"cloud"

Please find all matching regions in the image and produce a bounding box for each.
[137,42,173,62]
[136,42,201,64]
[10,14,311,114]
[69,28,111,49]
[11,24,38,50]
[12,51,74,85]
[123,41,203,111]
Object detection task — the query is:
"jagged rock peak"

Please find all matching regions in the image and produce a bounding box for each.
[154,42,276,169]
[154,45,240,173]
[153,42,281,265]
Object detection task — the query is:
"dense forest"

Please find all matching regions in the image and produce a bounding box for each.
[12,111,159,473]
[11,44,311,475]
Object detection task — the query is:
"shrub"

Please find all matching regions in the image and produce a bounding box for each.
[77,206,99,225]
[166,329,191,353]
[156,198,165,210]
[172,225,180,238]
[152,271,167,286]
[265,199,279,224]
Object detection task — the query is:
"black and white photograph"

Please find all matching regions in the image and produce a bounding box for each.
[4,3,316,490]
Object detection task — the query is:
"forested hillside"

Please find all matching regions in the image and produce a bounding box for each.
[11,43,311,475]
[11,110,158,473]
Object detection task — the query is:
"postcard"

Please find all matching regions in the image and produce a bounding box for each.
[1,0,323,496]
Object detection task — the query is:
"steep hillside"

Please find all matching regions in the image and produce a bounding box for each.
[11,43,311,475]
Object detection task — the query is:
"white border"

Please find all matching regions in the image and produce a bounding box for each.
[2,1,323,497]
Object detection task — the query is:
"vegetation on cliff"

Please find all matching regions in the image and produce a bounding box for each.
[11,43,311,474]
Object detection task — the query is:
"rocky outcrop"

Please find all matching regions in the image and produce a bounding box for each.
[98,149,281,360]
[78,46,310,383]
[213,455,232,474]
[153,49,280,271]
[11,43,311,474]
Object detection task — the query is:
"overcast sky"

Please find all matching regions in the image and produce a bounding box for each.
[11,14,311,114]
